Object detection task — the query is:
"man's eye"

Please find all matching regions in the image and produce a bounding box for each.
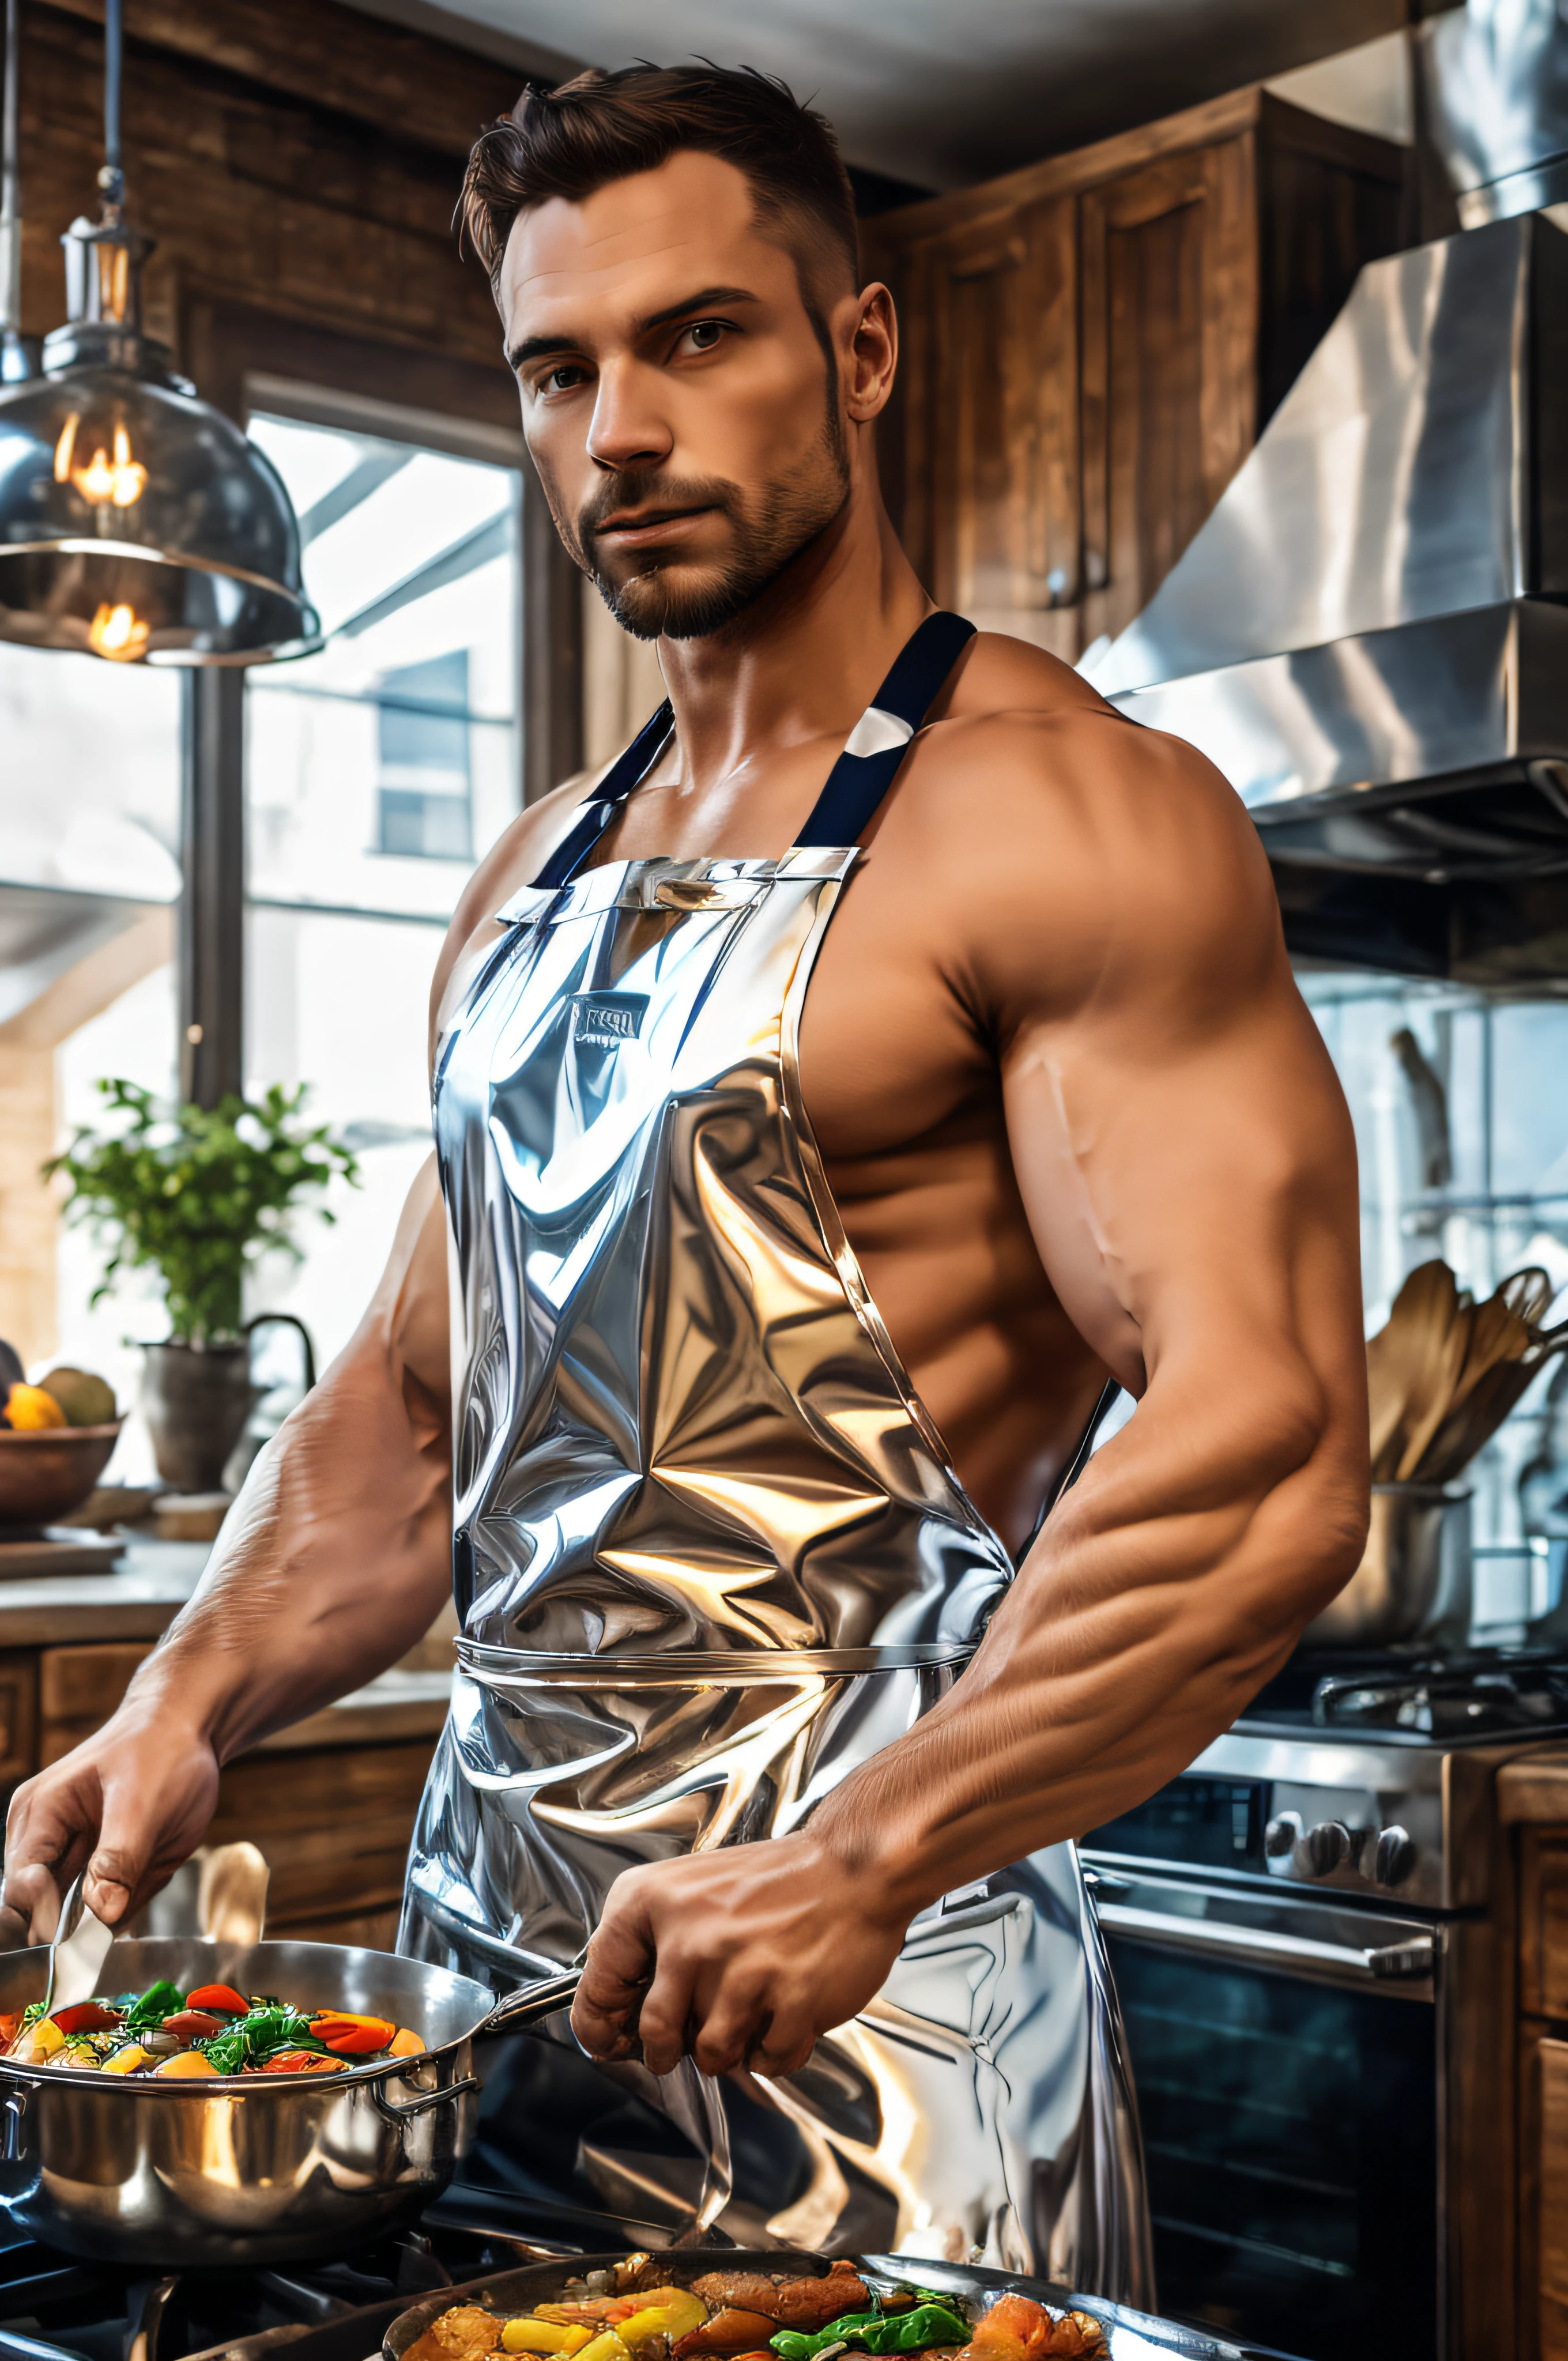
[681,321,725,354]
[543,364,587,393]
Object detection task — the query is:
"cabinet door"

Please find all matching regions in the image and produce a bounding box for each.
[879,194,1080,652]
[1079,134,1258,649]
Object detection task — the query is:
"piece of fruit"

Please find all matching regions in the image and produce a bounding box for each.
[154,2050,217,2077]
[103,2044,153,2075]
[500,2326,594,2356]
[4,1383,67,1431]
[39,1367,116,1427]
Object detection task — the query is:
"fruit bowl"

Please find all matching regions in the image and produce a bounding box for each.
[0,1424,123,1532]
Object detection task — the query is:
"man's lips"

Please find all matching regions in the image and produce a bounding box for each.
[593,503,717,546]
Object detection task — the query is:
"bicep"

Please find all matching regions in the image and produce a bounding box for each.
[990,733,1362,1413]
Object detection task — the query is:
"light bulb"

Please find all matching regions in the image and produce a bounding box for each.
[52,415,80,484]
[88,601,150,661]
[68,420,148,508]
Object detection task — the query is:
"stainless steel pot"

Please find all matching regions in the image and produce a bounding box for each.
[1302,1481,1472,1648]
[0,1934,578,2266]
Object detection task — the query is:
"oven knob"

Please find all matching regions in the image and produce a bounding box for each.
[1304,1820,1351,1876]
[1373,1826,1417,1887]
[1264,1812,1302,1859]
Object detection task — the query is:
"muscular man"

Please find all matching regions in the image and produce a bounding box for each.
[4,66,1367,2275]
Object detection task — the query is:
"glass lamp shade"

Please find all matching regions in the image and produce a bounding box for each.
[0,324,321,664]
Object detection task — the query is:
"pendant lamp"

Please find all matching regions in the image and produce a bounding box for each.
[0,0,319,662]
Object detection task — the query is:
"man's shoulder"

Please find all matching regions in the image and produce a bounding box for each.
[909,629,1248,859]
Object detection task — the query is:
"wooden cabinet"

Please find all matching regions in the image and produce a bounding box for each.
[862,89,1406,661]
[1,1635,440,1946]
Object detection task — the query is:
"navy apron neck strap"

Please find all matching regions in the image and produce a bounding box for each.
[533,697,674,889]
[530,609,974,889]
[792,609,975,848]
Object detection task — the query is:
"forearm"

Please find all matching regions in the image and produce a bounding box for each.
[129,1347,452,1763]
[810,1357,1368,1917]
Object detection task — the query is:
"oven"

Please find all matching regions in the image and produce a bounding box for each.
[1085,1767,1446,2360]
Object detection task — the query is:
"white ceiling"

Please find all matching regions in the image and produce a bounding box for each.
[345,0,1409,188]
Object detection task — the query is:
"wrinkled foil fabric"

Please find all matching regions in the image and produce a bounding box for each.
[401,848,1152,2297]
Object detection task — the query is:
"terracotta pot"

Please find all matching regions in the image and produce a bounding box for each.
[140,1342,260,1494]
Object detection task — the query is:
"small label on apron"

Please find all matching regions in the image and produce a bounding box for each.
[572,992,649,1048]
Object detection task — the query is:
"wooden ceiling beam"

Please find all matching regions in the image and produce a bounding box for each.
[31,0,559,157]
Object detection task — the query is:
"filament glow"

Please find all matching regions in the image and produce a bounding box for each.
[70,421,148,508]
[88,601,149,661]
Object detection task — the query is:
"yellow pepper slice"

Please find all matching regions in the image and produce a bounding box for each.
[500,2324,594,2355]
[572,2333,634,2361]
[103,2045,152,2075]
[617,2296,708,2350]
[154,2050,218,2078]
[20,2017,65,2062]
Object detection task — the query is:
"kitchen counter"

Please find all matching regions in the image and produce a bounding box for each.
[0,1531,453,1947]
[0,1532,453,1747]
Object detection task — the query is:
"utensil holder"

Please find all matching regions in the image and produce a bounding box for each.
[1303,1482,1472,1649]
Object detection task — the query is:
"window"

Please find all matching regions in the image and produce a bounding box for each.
[240,391,524,1374]
[1302,970,1568,1632]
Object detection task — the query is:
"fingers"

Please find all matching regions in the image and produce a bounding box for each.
[3,1766,103,1941]
[572,1877,657,2061]
[84,1771,173,1927]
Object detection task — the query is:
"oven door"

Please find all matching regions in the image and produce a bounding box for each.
[1088,1869,1440,2361]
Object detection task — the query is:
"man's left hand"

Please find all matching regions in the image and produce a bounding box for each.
[570,1831,908,2079]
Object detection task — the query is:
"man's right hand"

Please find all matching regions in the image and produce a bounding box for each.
[1,1699,220,1947]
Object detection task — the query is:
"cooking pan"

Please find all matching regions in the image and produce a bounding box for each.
[0,1934,580,2266]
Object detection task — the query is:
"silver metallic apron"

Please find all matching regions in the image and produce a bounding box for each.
[401,613,1151,2295]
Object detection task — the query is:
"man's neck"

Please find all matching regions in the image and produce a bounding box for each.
[650,466,932,797]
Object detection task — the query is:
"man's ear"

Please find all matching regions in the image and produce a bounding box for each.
[845,283,897,423]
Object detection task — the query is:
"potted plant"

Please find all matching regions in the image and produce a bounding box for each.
[46,1080,359,1493]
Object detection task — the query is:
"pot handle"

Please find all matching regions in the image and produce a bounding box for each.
[1,2080,38,2161]
[373,2073,481,2124]
[476,1967,583,2039]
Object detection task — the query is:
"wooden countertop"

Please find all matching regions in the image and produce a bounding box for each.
[0,1533,453,1749]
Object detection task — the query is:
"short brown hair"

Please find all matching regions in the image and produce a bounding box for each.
[459,63,859,319]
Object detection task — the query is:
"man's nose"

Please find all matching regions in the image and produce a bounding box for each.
[586,361,674,474]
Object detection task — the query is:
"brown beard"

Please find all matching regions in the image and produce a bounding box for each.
[549,413,850,642]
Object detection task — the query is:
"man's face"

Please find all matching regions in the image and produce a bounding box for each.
[500,151,854,640]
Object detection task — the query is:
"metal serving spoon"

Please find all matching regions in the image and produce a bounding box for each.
[37,1870,114,2023]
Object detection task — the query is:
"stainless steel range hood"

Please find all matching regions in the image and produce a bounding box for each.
[1088,207,1568,886]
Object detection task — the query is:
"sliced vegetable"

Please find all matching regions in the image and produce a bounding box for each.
[52,2002,122,2036]
[390,2027,424,2057]
[199,2007,322,2075]
[259,2049,348,2075]
[61,2042,102,2069]
[572,2334,634,2361]
[16,2016,65,2062]
[184,1983,248,2016]
[770,2310,971,2361]
[310,2011,397,2055]
[124,1979,185,2027]
[154,2050,217,2078]
[620,2295,709,2351]
[102,2044,153,2075]
[161,2010,223,2045]
[499,2325,594,2356]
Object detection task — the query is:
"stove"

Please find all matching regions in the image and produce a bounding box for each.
[0,2188,649,2361]
[1079,1644,1568,2359]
